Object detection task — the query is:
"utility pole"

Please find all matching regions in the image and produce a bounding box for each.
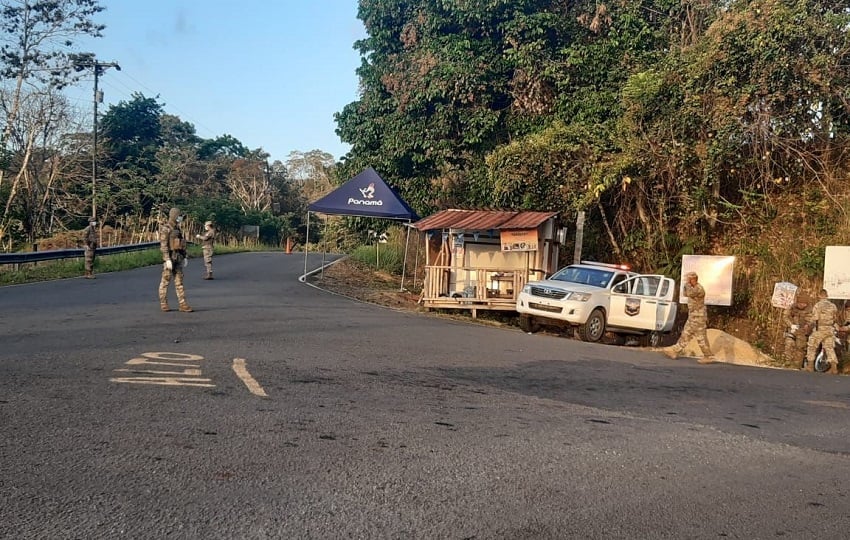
[573,210,585,264]
[90,60,120,220]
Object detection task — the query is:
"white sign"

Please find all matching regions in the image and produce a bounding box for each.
[823,246,850,299]
[771,281,798,309]
[680,255,735,306]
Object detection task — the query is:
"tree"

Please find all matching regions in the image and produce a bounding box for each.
[0,0,104,189]
[99,92,164,170]
[0,86,82,248]
[160,113,200,149]
[337,0,527,211]
[227,157,273,213]
[198,134,249,160]
[285,149,336,203]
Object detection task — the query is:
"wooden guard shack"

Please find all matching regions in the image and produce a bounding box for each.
[413,209,562,317]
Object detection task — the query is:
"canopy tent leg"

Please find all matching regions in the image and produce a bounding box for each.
[401,222,412,291]
[303,211,311,278]
[321,214,327,280]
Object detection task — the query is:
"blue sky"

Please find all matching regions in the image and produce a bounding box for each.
[65,1,366,163]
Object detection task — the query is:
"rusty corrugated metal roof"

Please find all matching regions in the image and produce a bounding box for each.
[412,209,559,231]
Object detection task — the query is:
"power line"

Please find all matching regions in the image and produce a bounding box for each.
[63,66,222,140]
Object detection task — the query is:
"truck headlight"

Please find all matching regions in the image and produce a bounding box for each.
[522,284,532,294]
[568,292,591,301]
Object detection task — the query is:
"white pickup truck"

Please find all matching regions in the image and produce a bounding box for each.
[515,261,678,346]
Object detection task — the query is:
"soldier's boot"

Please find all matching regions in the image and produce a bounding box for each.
[662,347,679,360]
[204,272,213,280]
[698,355,716,364]
[159,291,170,312]
[804,360,815,372]
[179,302,193,313]
[85,270,95,279]
[828,362,840,375]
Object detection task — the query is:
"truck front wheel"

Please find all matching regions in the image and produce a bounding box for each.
[578,308,606,342]
[519,314,540,333]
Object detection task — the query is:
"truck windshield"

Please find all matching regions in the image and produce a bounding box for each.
[549,267,614,288]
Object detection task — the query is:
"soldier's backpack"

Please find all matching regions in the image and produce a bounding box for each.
[168,227,187,262]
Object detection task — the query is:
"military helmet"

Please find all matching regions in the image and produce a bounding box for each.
[168,207,180,224]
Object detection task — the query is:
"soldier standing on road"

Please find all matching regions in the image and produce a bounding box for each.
[805,289,838,373]
[663,271,716,364]
[783,291,812,368]
[158,207,193,312]
[82,219,98,279]
[195,220,216,280]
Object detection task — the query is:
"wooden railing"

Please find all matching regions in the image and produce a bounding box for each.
[421,265,547,314]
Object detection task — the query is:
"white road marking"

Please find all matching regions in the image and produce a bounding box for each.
[232,358,268,397]
[111,352,212,388]
[109,377,214,387]
[142,352,204,361]
[114,368,202,376]
[126,358,200,369]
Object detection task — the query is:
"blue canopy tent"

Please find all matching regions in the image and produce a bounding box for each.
[304,167,419,289]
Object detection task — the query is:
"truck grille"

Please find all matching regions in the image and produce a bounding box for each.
[530,286,567,300]
[529,302,563,313]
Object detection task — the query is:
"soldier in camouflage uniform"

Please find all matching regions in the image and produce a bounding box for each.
[195,220,216,280]
[664,271,716,364]
[82,220,98,279]
[158,207,193,312]
[782,291,812,368]
[805,289,838,373]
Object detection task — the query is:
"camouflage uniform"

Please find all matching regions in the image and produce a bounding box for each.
[83,221,98,278]
[665,272,714,362]
[196,221,216,280]
[805,295,837,371]
[158,207,192,312]
[782,297,812,368]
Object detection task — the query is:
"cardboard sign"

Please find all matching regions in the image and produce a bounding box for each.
[501,229,538,252]
[771,281,798,309]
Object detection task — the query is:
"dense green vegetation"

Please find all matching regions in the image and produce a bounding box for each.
[335,0,850,266]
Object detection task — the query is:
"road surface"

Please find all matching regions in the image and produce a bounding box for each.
[1,252,849,538]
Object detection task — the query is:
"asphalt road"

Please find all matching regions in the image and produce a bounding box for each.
[1,252,849,539]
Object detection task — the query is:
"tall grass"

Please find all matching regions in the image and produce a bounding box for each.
[350,243,405,274]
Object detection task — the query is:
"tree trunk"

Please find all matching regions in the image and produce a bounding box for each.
[0,70,27,192]
[597,201,622,258]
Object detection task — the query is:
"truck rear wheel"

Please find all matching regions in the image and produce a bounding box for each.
[519,314,540,333]
[639,331,663,348]
[578,308,605,342]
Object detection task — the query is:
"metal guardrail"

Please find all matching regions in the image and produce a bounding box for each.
[0,242,159,265]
